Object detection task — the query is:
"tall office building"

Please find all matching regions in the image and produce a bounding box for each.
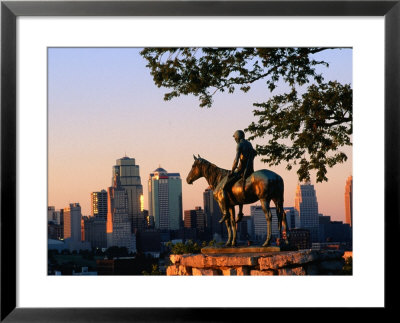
[294,182,320,243]
[195,207,206,232]
[83,216,107,249]
[184,210,197,229]
[106,173,135,253]
[203,188,224,237]
[88,190,107,249]
[63,203,82,242]
[148,167,183,231]
[112,156,144,231]
[284,207,298,229]
[345,175,353,227]
[91,190,108,219]
[48,206,61,225]
[48,206,63,240]
[48,206,55,222]
[250,205,279,242]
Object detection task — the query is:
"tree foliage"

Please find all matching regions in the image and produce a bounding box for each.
[166,240,217,255]
[140,48,352,182]
[105,246,129,259]
[247,81,352,182]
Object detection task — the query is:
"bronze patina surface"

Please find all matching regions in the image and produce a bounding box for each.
[201,246,281,254]
[186,153,288,248]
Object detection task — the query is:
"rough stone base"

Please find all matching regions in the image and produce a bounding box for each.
[166,249,346,276]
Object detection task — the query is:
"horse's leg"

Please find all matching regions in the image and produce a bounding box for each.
[224,218,232,247]
[229,207,237,246]
[274,198,287,245]
[279,200,289,244]
[236,204,244,223]
[219,193,230,223]
[217,200,231,246]
[260,199,272,247]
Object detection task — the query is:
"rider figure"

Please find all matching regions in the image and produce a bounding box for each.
[220,130,257,223]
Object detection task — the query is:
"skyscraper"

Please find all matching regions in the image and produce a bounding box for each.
[83,216,107,249]
[195,206,206,232]
[294,182,320,243]
[184,210,197,229]
[112,156,144,231]
[106,173,135,253]
[284,207,297,229]
[148,167,183,231]
[345,175,353,227]
[63,203,82,242]
[203,188,223,238]
[250,205,279,242]
[91,190,108,219]
[88,190,107,249]
[48,206,61,225]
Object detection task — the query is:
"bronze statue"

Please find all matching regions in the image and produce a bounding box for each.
[221,130,257,224]
[186,155,288,247]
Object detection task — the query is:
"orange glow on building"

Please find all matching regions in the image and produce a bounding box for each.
[106,187,113,234]
[140,194,144,212]
[345,175,353,226]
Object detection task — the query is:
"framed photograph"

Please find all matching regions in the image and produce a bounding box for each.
[1,0,398,321]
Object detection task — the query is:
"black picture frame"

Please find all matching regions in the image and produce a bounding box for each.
[1,0,398,321]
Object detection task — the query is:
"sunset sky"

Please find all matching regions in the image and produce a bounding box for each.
[48,47,352,221]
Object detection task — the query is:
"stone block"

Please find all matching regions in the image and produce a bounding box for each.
[166,265,179,276]
[222,268,237,276]
[181,254,259,268]
[192,268,220,276]
[258,250,344,270]
[166,264,192,276]
[236,267,250,276]
[178,265,192,276]
[250,270,275,276]
[170,254,183,264]
[343,251,353,261]
[258,250,317,269]
[278,267,306,276]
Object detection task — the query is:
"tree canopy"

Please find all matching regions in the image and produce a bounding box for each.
[140,48,352,182]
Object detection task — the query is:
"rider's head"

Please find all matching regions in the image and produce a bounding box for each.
[233,130,245,143]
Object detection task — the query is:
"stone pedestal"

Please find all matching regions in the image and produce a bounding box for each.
[166,249,346,276]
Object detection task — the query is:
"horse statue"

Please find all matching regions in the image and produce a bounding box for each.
[186,155,288,247]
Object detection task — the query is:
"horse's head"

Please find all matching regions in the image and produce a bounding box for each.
[186,154,205,184]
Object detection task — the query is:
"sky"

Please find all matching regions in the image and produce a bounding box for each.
[48,47,352,222]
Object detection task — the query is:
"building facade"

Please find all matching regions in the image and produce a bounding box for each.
[195,207,206,232]
[203,188,224,238]
[83,216,107,249]
[250,205,280,242]
[63,203,82,242]
[148,167,183,231]
[284,207,298,230]
[48,206,61,225]
[91,190,108,220]
[184,210,197,229]
[107,173,135,253]
[112,157,144,231]
[288,228,311,249]
[294,182,320,243]
[345,175,353,227]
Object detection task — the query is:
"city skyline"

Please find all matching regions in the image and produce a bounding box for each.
[48,160,351,221]
[48,47,352,222]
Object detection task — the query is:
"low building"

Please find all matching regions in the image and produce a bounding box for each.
[48,239,66,252]
[288,228,311,250]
